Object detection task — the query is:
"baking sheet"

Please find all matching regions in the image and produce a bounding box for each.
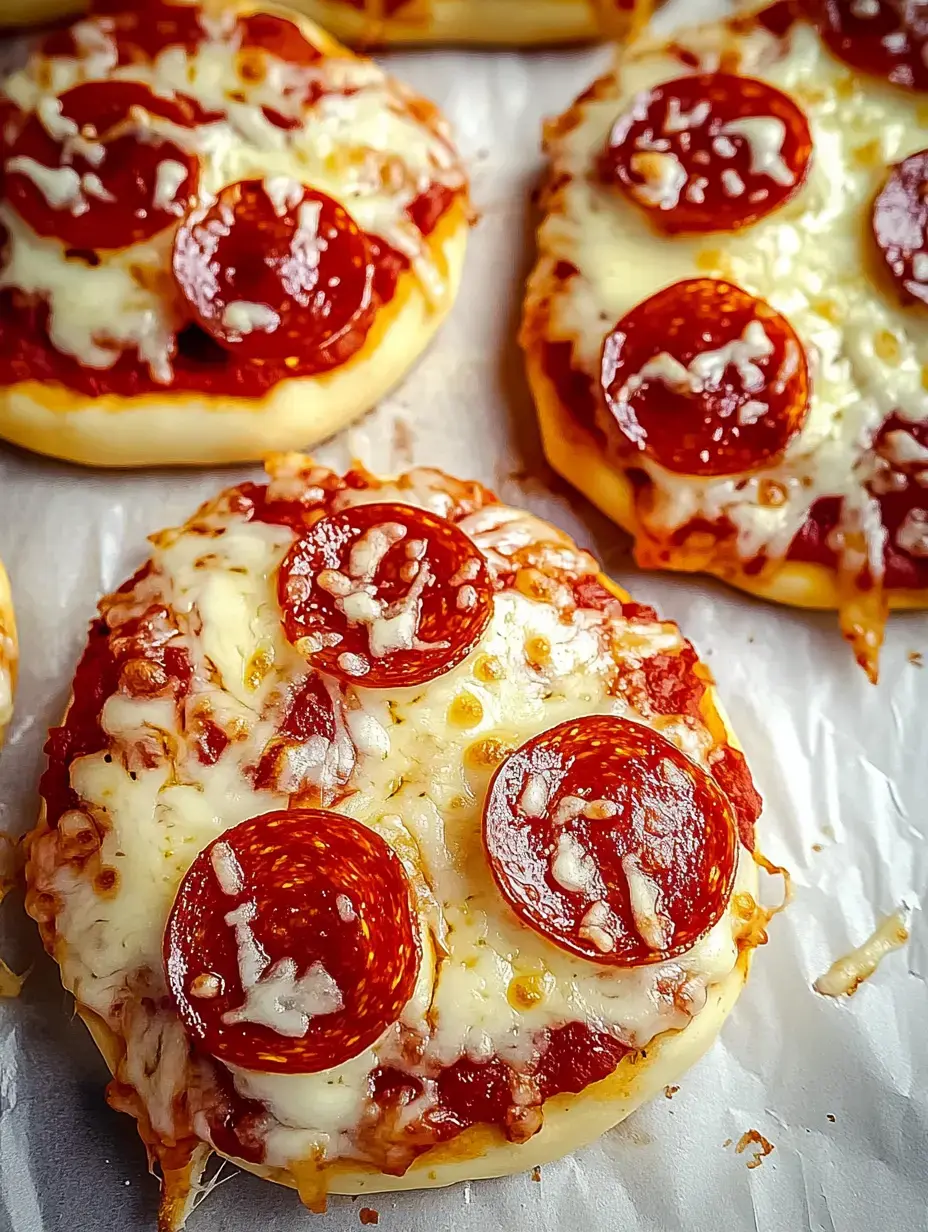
[1,4,928,1229]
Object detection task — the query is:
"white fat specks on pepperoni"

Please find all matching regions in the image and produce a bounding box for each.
[349,522,408,581]
[336,893,357,923]
[718,116,796,188]
[519,772,551,819]
[551,795,619,826]
[627,150,688,210]
[601,279,809,478]
[896,508,928,556]
[337,651,371,677]
[152,158,191,212]
[220,300,282,337]
[456,585,478,611]
[313,521,444,662]
[5,157,90,213]
[619,319,776,407]
[278,502,493,689]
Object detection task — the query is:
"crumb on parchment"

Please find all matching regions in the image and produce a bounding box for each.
[726,1131,775,1169]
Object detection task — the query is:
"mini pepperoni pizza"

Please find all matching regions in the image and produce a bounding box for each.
[25,453,769,1227]
[522,0,928,681]
[0,1,469,467]
[2,0,648,46]
[0,559,16,744]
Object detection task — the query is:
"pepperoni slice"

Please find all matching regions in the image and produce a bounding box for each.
[599,72,812,233]
[5,81,198,250]
[600,279,809,477]
[172,180,374,363]
[278,502,493,689]
[237,12,322,64]
[164,809,420,1074]
[707,745,762,852]
[482,716,738,967]
[817,0,928,91]
[872,150,928,305]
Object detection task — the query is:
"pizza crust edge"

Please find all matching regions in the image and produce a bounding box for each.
[523,328,928,613]
[0,204,469,467]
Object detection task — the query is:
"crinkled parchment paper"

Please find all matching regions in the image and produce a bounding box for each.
[1,3,926,1229]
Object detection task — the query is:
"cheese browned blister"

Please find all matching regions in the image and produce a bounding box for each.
[25,456,770,1229]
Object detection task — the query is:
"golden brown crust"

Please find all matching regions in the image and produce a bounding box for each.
[0,204,469,468]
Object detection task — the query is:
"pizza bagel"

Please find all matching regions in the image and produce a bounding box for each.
[0,1,469,466]
[25,453,770,1227]
[521,0,928,681]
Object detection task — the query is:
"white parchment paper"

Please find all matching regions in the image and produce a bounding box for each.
[1,4,927,1229]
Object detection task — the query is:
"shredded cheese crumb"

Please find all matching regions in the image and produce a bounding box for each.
[814,910,909,997]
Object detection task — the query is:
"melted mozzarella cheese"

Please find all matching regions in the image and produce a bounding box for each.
[46,490,751,1167]
[550,831,599,894]
[0,15,464,381]
[719,115,794,187]
[152,158,190,212]
[5,157,85,210]
[622,853,673,951]
[0,203,179,380]
[543,19,928,563]
[221,897,344,1038]
[221,300,281,336]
